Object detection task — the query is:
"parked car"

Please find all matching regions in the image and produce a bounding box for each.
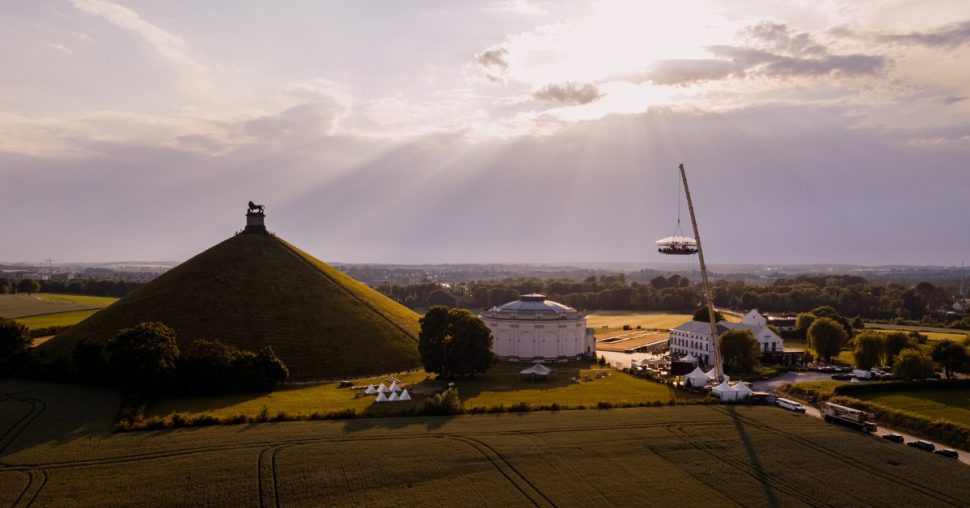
[777,398,806,413]
[907,440,935,452]
[881,433,904,443]
[934,449,959,459]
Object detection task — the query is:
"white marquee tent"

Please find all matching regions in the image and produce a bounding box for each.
[399,389,411,401]
[377,383,389,394]
[733,381,753,400]
[684,366,711,387]
[375,391,388,402]
[389,381,402,393]
[364,384,377,395]
[388,391,400,401]
[712,378,737,401]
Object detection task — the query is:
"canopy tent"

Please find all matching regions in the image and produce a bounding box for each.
[712,379,737,401]
[388,391,400,401]
[398,389,411,401]
[733,381,753,399]
[684,366,710,387]
[375,391,388,402]
[377,383,389,394]
[678,353,698,365]
[388,381,402,393]
[364,384,377,395]
[520,364,551,375]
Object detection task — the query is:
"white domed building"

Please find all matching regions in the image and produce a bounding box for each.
[480,294,596,361]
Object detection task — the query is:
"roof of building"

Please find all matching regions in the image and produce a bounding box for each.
[491,294,576,314]
[673,320,780,340]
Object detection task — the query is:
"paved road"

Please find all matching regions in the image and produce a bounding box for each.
[758,372,970,467]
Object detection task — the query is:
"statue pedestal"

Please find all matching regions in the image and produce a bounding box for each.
[244,212,267,234]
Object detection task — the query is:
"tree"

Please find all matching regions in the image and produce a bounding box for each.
[0,317,32,365]
[795,313,816,340]
[692,305,724,323]
[426,288,458,307]
[73,340,107,384]
[807,317,847,363]
[892,349,935,381]
[16,279,40,295]
[852,331,885,370]
[883,332,915,366]
[719,329,760,373]
[419,307,496,377]
[930,340,969,379]
[255,347,288,387]
[104,322,181,393]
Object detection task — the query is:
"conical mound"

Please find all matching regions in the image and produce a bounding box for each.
[39,234,421,380]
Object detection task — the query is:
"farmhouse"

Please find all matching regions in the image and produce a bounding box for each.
[480,293,596,361]
[669,310,784,367]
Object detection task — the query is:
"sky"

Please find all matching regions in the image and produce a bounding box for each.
[1,0,969,266]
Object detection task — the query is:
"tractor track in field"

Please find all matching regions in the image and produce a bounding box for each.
[664,424,831,508]
[257,444,295,508]
[9,469,47,508]
[705,406,967,507]
[441,435,556,508]
[0,417,726,472]
[0,394,47,457]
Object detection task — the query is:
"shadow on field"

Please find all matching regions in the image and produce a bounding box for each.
[340,413,458,432]
[725,406,780,508]
[0,380,120,456]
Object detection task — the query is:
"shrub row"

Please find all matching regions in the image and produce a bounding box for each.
[833,379,970,397]
[116,396,710,432]
[28,325,70,338]
[827,395,970,450]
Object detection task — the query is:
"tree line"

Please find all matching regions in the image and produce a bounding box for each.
[1,277,145,297]
[0,319,288,395]
[379,274,969,328]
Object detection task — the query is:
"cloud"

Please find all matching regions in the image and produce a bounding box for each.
[69,0,209,94]
[741,21,827,56]
[475,46,510,84]
[487,1,547,15]
[878,20,970,49]
[944,96,968,106]
[641,59,736,86]
[532,82,604,105]
[706,45,887,78]
[46,43,73,55]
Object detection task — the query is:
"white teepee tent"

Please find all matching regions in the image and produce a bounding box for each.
[377,383,389,394]
[398,389,411,401]
[364,384,376,395]
[375,391,388,402]
[389,381,402,393]
[388,391,400,401]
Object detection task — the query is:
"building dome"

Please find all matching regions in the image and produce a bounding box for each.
[480,294,595,361]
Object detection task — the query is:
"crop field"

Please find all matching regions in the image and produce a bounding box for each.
[865,327,969,343]
[856,389,970,428]
[147,362,690,419]
[3,379,970,507]
[0,293,108,319]
[15,310,102,330]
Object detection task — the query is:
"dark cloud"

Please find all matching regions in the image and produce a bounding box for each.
[944,96,968,106]
[532,82,604,105]
[878,20,970,49]
[742,21,827,56]
[621,22,887,86]
[644,59,736,85]
[475,46,509,70]
[475,46,510,84]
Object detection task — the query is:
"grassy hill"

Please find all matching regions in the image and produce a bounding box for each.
[38,233,421,380]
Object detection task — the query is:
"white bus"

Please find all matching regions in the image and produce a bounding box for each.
[777,398,806,413]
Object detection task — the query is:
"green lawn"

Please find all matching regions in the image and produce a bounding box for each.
[865,327,968,343]
[35,293,119,307]
[16,309,102,330]
[148,371,430,419]
[856,389,970,427]
[148,361,693,419]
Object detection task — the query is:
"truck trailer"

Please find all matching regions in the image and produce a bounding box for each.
[822,402,877,432]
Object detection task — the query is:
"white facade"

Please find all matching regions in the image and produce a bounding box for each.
[480,294,595,361]
[669,311,784,367]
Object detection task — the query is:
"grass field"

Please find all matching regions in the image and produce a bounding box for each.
[147,362,691,419]
[865,327,969,343]
[856,389,970,428]
[15,309,102,330]
[3,379,970,507]
[0,293,113,319]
